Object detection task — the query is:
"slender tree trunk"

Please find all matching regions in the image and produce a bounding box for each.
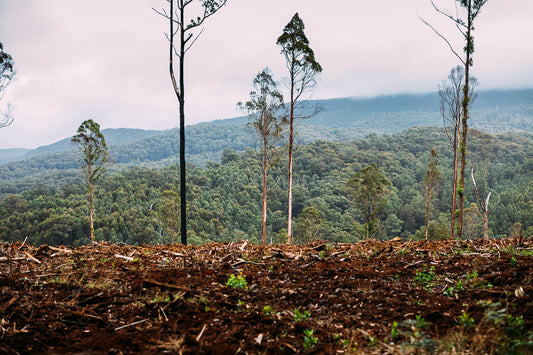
[425,183,430,240]
[179,1,187,246]
[457,2,472,240]
[168,0,187,245]
[261,116,268,245]
[483,209,489,240]
[287,73,295,245]
[450,129,460,240]
[88,164,95,243]
[287,114,294,244]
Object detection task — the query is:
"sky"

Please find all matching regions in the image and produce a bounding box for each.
[0,0,532,149]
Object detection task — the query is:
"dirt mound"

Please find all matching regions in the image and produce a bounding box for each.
[1,238,532,354]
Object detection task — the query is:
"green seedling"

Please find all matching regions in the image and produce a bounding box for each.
[226,272,248,289]
[294,309,311,322]
[457,311,475,328]
[303,329,318,350]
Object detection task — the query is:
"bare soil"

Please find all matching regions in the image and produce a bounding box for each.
[1,238,532,354]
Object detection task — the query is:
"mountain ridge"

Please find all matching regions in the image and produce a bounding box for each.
[0,88,531,192]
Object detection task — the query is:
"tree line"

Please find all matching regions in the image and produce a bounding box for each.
[1,127,531,246]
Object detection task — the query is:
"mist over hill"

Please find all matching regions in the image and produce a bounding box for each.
[0,88,532,192]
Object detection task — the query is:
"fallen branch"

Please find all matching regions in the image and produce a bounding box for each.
[114,254,134,262]
[48,245,73,254]
[143,279,190,291]
[24,251,41,264]
[0,256,25,263]
[196,324,207,342]
[115,319,148,331]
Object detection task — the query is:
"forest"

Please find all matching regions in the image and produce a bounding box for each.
[1,126,531,246]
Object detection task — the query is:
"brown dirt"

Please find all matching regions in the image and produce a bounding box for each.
[1,238,532,354]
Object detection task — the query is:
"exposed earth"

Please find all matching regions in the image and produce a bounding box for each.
[1,238,532,354]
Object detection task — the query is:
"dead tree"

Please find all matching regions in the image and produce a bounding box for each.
[470,130,498,239]
[154,0,227,245]
[438,66,477,239]
[421,0,489,239]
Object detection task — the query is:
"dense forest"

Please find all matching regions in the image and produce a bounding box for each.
[1,127,531,246]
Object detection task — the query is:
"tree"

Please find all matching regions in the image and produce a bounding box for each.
[0,42,16,128]
[470,130,497,239]
[157,190,180,243]
[347,163,391,240]
[238,68,285,245]
[154,0,227,245]
[277,13,322,244]
[438,65,476,239]
[296,206,322,244]
[423,149,442,240]
[71,119,109,243]
[422,0,488,239]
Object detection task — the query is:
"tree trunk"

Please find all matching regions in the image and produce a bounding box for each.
[287,115,294,244]
[88,164,95,243]
[425,183,430,240]
[450,128,460,240]
[483,209,489,240]
[261,117,268,245]
[287,73,295,245]
[457,0,473,240]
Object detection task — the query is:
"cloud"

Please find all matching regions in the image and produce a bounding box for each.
[0,0,532,148]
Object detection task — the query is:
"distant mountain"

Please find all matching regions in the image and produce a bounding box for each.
[0,148,31,163]
[1,88,532,194]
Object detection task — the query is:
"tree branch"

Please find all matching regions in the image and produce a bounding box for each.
[419,16,465,66]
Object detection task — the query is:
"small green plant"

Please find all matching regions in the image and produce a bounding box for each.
[392,316,436,353]
[466,270,478,280]
[262,305,277,317]
[445,279,464,297]
[391,321,400,341]
[510,256,517,268]
[226,271,248,289]
[303,329,318,350]
[367,335,377,347]
[457,311,475,328]
[294,309,311,322]
[414,265,436,291]
[415,315,430,329]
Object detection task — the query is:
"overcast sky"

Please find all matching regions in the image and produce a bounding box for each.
[1,0,532,149]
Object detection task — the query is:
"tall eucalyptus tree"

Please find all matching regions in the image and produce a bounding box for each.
[72,119,109,243]
[239,68,285,245]
[277,13,322,244]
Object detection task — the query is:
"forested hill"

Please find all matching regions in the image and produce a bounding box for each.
[0,88,532,192]
[1,127,531,246]
[0,128,165,164]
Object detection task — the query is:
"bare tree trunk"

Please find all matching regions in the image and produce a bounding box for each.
[287,117,294,244]
[287,81,295,245]
[450,129,460,240]
[483,209,489,240]
[88,164,95,243]
[457,0,473,240]
[178,0,188,246]
[425,183,430,240]
[167,0,187,245]
[261,127,268,245]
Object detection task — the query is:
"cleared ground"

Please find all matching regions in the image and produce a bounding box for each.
[1,238,532,354]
